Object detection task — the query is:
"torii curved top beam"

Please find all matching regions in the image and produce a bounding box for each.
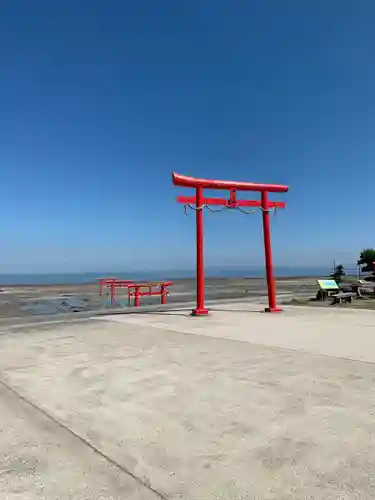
[172,172,289,193]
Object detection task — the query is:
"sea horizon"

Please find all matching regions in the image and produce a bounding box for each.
[0,265,359,286]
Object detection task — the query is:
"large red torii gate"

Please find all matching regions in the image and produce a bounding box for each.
[172,172,289,316]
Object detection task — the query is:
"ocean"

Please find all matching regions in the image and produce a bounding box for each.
[0,267,340,285]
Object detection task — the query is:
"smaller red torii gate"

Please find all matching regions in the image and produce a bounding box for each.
[172,172,289,316]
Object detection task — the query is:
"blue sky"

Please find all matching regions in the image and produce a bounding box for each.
[1,0,374,273]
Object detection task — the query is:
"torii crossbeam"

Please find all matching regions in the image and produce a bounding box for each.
[172,172,289,316]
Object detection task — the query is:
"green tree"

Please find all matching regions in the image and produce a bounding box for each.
[331,264,345,284]
[357,248,375,276]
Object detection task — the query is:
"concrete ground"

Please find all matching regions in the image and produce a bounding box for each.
[1,302,375,499]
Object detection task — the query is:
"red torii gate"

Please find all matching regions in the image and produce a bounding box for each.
[172,172,289,316]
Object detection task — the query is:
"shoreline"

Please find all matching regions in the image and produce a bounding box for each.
[0,275,340,320]
[0,275,328,289]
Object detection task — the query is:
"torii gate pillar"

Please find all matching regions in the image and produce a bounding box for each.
[173,172,289,316]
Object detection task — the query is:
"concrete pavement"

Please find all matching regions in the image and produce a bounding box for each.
[0,377,160,500]
[104,301,375,363]
[1,303,375,499]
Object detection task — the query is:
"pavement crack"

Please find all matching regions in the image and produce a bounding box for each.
[0,378,169,500]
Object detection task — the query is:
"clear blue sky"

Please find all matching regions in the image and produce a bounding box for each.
[1,0,374,273]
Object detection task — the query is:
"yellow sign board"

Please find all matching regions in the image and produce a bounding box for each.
[317,279,339,290]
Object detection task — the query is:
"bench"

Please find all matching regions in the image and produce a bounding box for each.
[354,281,375,298]
[330,292,356,306]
